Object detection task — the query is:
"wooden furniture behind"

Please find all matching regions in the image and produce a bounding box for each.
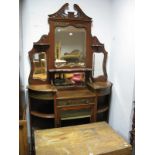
[19,79,29,155]
[19,120,28,155]
[27,4,112,151]
[34,122,132,155]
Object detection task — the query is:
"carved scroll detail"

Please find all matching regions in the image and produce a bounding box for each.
[48,3,69,19]
[54,22,87,28]
[74,4,91,20]
[33,35,49,44]
[48,3,91,21]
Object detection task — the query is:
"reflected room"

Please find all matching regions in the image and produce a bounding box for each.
[55,26,86,68]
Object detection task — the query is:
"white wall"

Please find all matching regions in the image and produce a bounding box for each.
[108,0,135,141]
[20,0,134,141]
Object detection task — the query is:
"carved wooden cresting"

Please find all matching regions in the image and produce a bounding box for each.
[48,3,92,21]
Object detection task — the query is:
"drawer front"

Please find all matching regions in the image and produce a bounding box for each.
[57,98,95,107]
[60,109,91,120]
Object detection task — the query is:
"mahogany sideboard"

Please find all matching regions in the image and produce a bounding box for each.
[27,3,112,153]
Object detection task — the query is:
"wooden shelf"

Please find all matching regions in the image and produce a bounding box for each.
[28,84,57,92]
[33,43,50,46]
[55,85,86,90]
[33,43,50,52]
[29,93,54,100]
[31,111,54,119]
[87,81,112,90]
[49,68,92,73]
[97,106,109,114]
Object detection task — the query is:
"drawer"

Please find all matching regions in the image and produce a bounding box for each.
[57,98,95,107]
[60,109,91,120]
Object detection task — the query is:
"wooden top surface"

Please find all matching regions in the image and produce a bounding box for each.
[56,88,96,100]
[48,68,92,73]
[35,122,131,155]
[87,81,112,90]
[27,84,57,92]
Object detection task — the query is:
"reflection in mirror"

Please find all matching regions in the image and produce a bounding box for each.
[55,26,86,68]
[54,72,85,87]
[33,52,47,81]
[92,52,104,78]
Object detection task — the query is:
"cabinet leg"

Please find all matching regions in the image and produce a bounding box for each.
[55,112,61,127]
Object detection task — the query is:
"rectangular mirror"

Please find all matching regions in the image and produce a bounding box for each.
[55,26,86,68]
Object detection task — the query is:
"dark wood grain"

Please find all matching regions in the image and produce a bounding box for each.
[91,36,108,82]
[48,3,92,21]
[19,120,29,155]
[28,84,57,92]
[27,3,112,142]
[56,88,96,100]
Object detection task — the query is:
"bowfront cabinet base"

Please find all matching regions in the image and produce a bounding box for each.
[28,81,112,129]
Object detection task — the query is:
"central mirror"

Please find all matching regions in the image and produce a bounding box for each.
[55,26,86,68]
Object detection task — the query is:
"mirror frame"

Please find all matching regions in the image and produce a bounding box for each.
[28,35,50,84]
[91,36,108,82]
[48,3,93,70]
[28,3,109,85]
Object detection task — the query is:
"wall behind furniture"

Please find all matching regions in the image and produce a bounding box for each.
[20,0,134,142]
[108,0,135,141]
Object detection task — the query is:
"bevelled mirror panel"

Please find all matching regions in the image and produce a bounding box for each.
[92,52,104,78]
[55,26,86,68]
[32,52,47,81]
